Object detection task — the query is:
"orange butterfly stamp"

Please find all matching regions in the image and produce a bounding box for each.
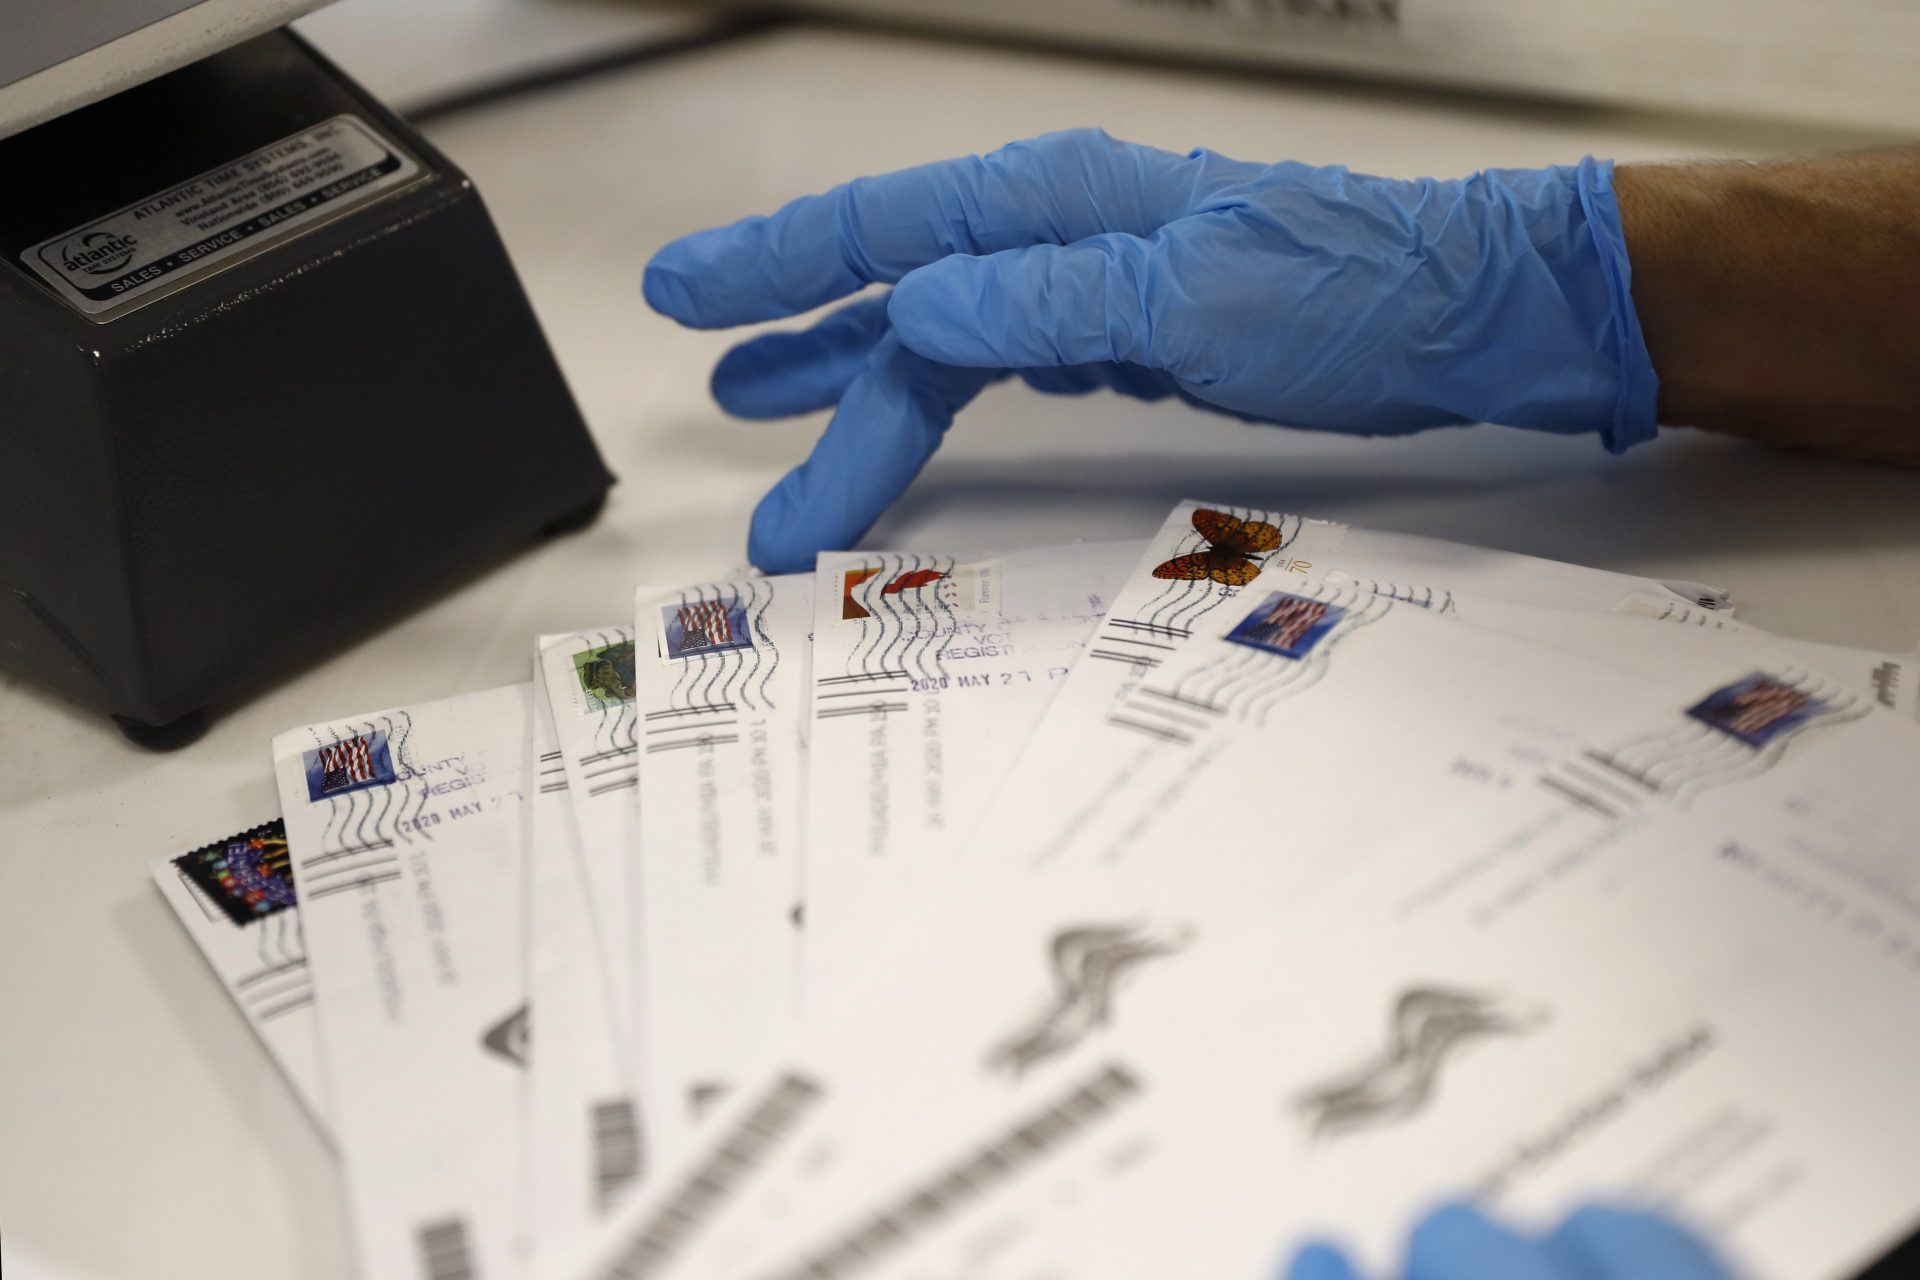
[1152,508,1285,587]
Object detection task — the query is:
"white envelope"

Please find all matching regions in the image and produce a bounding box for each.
[969,501,1721,878]
[802,540,1142,990]
[527,651,645,1276]
[150,819,330,1132]
[633,576,813,1165]
[797,659,1920,1280]
[272,684,531,1280]
[539,628,643,1046]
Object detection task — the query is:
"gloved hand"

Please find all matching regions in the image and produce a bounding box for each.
[1284,1203,1738,1280]
[644,129,1659,573]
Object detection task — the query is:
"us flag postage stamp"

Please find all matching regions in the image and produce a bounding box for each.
[1223,590,1348,660]
[300,728,397,801]
[1687,673,1823,748]
[659,597,755,661]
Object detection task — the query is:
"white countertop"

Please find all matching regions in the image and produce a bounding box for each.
[4,13,1919,1279]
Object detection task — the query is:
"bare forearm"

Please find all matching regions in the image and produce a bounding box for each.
[1615,150,1920,460]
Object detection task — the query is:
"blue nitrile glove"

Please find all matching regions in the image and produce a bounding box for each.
[1284,1203,1739,1280]
[643,129,1659,573]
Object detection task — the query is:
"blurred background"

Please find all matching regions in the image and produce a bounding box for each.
[281,0,1920,133]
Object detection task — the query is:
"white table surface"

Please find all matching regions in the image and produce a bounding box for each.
[4,15,1919,1280]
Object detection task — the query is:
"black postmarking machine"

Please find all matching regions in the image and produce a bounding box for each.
[0,1,613,747]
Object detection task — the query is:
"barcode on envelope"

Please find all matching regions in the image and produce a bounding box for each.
[416,1218,476,1280]
[593,1097,644,1210]
[758,1062,1142,1280]
[598,1072,824,1279]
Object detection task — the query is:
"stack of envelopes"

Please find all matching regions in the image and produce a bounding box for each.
[155,500,1920,1280]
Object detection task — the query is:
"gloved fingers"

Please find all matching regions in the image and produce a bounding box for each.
[745,333,999,574]
[888,233,1173,371]
[1280,1241,1367,1280]
[1017,365,1108,397]
[1545,1206,1737,1280]
[1018,363,1181,402]
[645,129,1235,330]
[711,297,892,419]
[1404,1204,1562,1280]
[1021,363,1279,426]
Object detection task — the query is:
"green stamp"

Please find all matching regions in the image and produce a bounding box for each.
[573,640,636,709]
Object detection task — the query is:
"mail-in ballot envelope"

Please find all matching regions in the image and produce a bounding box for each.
[273,684,531,1280]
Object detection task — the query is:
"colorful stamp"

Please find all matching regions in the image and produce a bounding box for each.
[659,600,754,660]
[173,819,298,925]
[839,560,999,621]
[1223,591,1347,660]
[301,729,397,801]
[1687,673,1823,748]
[574,639,638,705]
[1152,506,1285,587]
[842,566,944,621]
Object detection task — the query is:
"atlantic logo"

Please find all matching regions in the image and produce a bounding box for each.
[59,230,139,276]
